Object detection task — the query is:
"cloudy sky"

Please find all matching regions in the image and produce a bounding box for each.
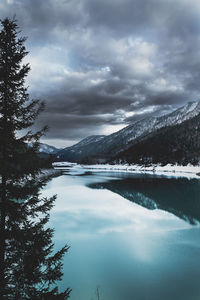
[1,0,200,147]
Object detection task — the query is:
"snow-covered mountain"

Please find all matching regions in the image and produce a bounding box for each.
[38,143,61,154]
[56,101,200,163]
[114,108,200,165]
[56,135,105,161]
[94,100,200,151]
[66,135,105,149]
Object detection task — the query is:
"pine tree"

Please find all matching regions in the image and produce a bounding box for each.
[0,17,71,299]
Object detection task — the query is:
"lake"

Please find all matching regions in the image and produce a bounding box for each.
[42,168,200,300]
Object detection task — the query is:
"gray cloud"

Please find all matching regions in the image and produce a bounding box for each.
[0,0,200,146]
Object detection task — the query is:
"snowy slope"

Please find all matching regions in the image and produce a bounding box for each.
[38,143,61,154]
[56,135,105,161]
[66,135,105,149]
[56,101,200,162]
[97,101,200,149]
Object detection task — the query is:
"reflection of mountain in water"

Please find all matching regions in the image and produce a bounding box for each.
[88,176,200,225]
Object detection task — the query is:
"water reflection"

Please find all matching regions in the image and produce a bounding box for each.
[44,175,191,238]
[43,173,200,300]
[88,175,200,225]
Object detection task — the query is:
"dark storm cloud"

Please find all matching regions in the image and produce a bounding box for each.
[44,80,135,115]
[36,112,120,140]
[1,0,200,146]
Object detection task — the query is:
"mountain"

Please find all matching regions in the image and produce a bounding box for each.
[56,101,200,163]
[28,142,61,155]
[35,143,62,168]
[113,111,200,165]
[65,135,105,149]
[38,143,61,155]
[56,135,105,162]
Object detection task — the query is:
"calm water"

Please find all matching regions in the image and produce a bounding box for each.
[43,169,200,300]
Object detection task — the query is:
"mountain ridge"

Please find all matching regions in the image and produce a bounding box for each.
[55,100,200,163]
[112,111,200,165]
[38,143,61,154]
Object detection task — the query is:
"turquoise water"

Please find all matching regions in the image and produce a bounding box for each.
[43,170,200,300]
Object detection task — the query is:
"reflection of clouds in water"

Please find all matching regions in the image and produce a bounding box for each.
[42,175,200,300]
[42,179,191,237]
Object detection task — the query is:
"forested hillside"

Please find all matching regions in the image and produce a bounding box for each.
[112,113,200,165]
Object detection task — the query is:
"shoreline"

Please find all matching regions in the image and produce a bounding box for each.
[52,162,200,179]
